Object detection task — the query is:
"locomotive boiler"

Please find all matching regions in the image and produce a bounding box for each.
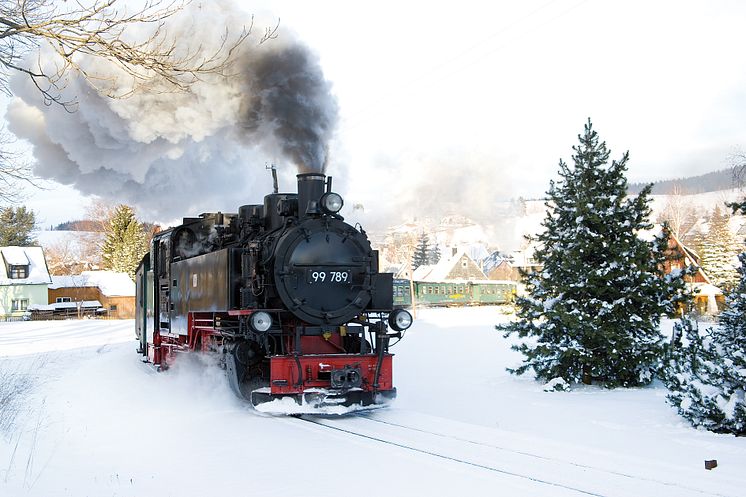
[135,173,412,411]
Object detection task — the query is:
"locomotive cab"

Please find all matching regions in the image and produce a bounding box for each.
[136,172,412,413]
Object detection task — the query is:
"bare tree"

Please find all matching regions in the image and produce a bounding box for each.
[45,237,97,275]
[656,183,697,239]
[0,1,277,202]
[730,150,746,213]
[0,127,34,203]
[0,0,277,105]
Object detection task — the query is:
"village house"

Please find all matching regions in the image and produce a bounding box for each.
[48,271,136,319]
[0,246,53,320]
[412,250,487,282]
[663,232,724,315]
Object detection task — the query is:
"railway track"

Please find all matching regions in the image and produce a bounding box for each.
[295,413,733,497]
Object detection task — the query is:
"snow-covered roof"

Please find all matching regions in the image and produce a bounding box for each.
[414,250,487,282]
[50,271,135,297]
[28,300,104,311]
[1,247,29,265]
[481,251,509,274]
[0,246,52,285]
[690,282,723,297]
[412,264,435,281]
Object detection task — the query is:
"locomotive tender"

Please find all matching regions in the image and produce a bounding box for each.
[135,173,412,410]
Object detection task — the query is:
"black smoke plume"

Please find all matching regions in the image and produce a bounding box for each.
[4,2,338,220]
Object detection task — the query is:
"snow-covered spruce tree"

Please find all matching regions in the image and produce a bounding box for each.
[663,251,746,435]
[411,232,430,270]
[499,120,689,388]
[427,243,441,266]
[699,206,740,291]
[101,205,148,280]
[0,206,37,246]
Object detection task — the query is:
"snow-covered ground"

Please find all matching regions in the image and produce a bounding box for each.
[1,308,744,497]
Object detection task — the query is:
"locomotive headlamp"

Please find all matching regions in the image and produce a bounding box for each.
[388,309,413,331]
[320,192,344,214]
[250,311,272,332]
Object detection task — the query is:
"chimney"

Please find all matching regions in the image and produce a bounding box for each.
[297,173,325,218]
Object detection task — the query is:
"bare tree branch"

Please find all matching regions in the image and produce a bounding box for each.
[0,126,36,204]
[0,0,279,202]
[0,0,278,107]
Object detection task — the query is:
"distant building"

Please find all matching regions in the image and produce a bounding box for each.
[663,232,724,315]
[0,246,53,319]
[48,271,136,319]
[413,250,487,282]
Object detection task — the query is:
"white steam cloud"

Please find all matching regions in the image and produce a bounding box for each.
[5,2,338,221]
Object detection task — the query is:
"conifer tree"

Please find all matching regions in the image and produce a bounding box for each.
[427,243,441,266]
[699,206,740,291]
[101,205,148,280]
[499,120,689,388]
[0,206,37,246]
[663,251,746,434]
[411,232,430,270]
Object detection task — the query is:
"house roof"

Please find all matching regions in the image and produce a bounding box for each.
[28,300,104,312]
[414,250,487,282]
[0,246,52,285]
[50,271,135,297]
[481,251,508,274]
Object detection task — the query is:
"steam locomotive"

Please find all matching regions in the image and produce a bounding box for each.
[135,173,412,411]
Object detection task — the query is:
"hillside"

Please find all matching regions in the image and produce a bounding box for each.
[629,168,740,195]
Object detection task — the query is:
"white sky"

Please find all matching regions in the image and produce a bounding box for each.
[9,0,746,227]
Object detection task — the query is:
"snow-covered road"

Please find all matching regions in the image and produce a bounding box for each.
[1,308,744,497]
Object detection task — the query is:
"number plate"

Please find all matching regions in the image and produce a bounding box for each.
[307,269,351,284]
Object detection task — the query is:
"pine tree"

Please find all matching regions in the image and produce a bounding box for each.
[699,206,740,291]
[0,206,37,246]
[663,251,746,434]
[101,205,148,280]
[499,120,689,388]
[411,232,430,270]
[427,243,441,265]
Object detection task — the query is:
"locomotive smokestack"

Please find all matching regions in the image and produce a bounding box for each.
[297,173,325,218]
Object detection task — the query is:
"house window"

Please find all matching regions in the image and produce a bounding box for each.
[109,304,118,312]
[461,259,468,268]
[56,297,72,303]
[9,265,29,279]
[11,299,29,311]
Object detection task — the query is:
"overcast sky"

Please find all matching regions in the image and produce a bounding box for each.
[8,0,746,228]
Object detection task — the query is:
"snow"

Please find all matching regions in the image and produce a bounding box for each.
[0,247,29,266]
[2,308,745,497]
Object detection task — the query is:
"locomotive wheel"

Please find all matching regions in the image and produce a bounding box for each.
[234,340,263,367]
[225,340,269,400]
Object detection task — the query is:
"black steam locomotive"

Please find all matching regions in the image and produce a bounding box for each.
[135,173,412,411]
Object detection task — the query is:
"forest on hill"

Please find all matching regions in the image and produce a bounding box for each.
[629,168,739,195]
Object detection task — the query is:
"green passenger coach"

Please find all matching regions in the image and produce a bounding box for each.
[392,279,515,307]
